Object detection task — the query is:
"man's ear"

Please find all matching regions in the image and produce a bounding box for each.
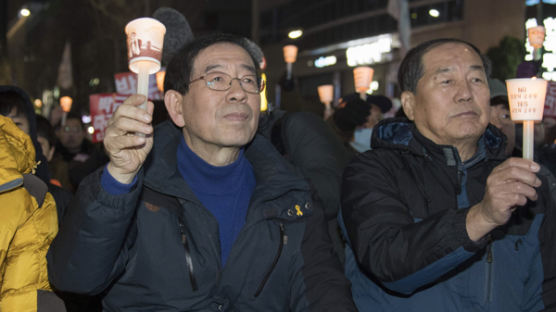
[401,91,416,121]
[164,90,185,127]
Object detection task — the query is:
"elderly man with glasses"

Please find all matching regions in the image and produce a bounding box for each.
[47,33,356,312]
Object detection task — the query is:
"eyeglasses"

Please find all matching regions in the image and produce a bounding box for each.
[189,72,264,94]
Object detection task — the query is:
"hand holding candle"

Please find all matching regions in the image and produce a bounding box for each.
[125,17,166,110]
[506,78,548,160]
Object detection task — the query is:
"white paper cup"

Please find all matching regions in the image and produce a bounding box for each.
[506,78,547,121]
[125,17,166,74]
[353,66,374,93]
[283,45,298,63]
[318,84,334,104]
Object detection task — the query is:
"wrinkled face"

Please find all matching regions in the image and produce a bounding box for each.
[180,43,260,150]
[7,107,30,135]
[58,118,84,151]
[403,43,491,147]
[490,104,515,156]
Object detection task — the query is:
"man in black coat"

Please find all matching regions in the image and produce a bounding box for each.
[48,33,356,311]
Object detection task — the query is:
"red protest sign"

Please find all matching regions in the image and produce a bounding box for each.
[545,81,556,118]
[114,72,163,100]
[89,93,126,142]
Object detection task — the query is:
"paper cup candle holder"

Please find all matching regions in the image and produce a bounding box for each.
[353,66,374,100]
[125,17,166,110]
[283,45,298,80]
[318,84,334,119]
[506,77,547,160]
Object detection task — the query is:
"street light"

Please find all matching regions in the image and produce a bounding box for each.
[19,8,31,17]
[429,9,440,18]
[288,29,303,39]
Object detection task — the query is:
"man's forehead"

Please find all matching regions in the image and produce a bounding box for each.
[194,42,255,71]
[422,42,483,72]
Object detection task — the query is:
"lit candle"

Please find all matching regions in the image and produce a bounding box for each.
[60,96,73,126]
[125,17,166,110]
[506,77,548,160]
[283,45,298,80]
[318,84,334,119]
[353,66,374,100]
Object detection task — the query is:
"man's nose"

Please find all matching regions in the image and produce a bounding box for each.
[456,80,473,103]
[227,79,247,102]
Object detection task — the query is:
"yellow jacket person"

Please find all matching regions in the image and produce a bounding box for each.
[0,115,58,311]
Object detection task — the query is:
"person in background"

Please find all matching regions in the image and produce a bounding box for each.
[328,93,392,154]
[352,94,392,152]
[36,115,63,187]
[259,109,352,263]
[0,86,50,184]
[51,112,108,192]
[0,115,63,311]
[48,33,356,311]
[341,38,556,311]
[328,94,371,154]
[0,85,71,219]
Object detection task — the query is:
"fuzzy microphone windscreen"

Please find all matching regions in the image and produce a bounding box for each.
[153,7,194,66]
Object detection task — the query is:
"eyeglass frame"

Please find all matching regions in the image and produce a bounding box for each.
[188,71,265,94]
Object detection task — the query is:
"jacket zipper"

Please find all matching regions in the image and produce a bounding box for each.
[178,220,198,291]
[254,223,286,297]
[485,235,493,303]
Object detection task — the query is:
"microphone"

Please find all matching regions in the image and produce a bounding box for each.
[152,7,194,66]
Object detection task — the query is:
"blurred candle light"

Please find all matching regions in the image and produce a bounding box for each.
[60,96,72,112]
[283,45,298,80]
[156,70,166,92]
[60,96,73,126]
[318,84,334,119]
[353,66,374,99]
[506,77,548,160]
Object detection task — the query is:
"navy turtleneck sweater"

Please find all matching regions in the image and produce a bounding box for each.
[176,138,255,266]
[101,137,256,266]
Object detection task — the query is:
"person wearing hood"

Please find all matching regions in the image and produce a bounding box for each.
[0,86,51,183]
[0,115,63,311]
[0,85,71,220]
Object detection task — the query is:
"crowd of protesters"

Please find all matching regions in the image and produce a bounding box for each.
[1,9,556,312]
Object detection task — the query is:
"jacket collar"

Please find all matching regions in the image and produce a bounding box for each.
[143,121,311,219]
[373,118,507,167]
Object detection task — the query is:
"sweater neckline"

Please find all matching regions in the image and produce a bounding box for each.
[177,138,246,195]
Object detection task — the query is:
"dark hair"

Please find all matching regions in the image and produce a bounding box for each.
[164,33,262,94]
[36,115,56,147]
[0,90,27,117]
[333,96,371,133]
[398,38,490,93]
[490,95,509,110]
[55,111,83,130]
